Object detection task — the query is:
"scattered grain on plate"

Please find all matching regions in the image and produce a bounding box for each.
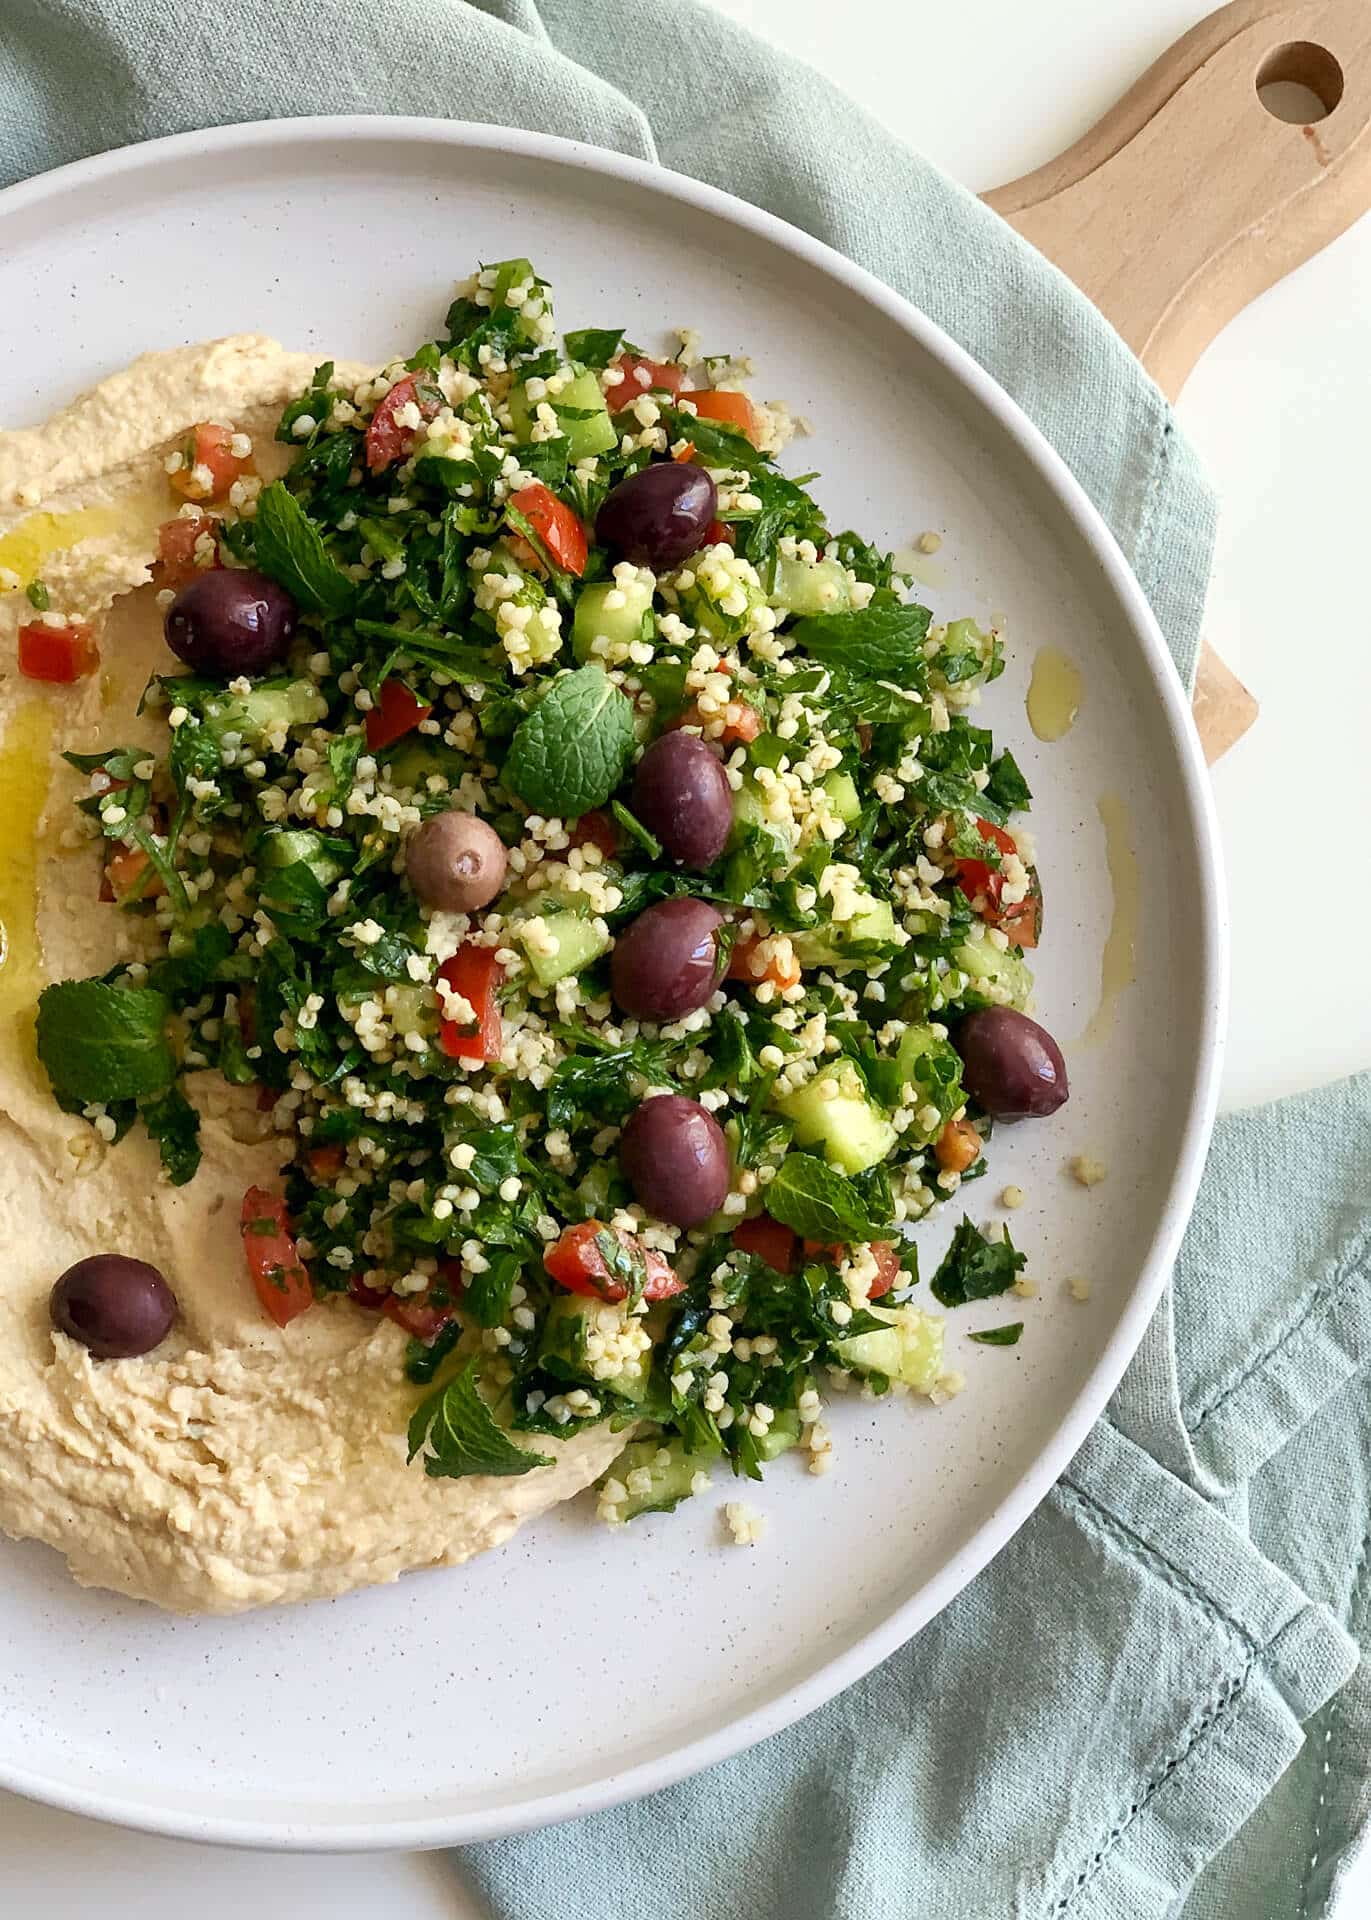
[1000,1183,1025,1209]
[722,1501,766,1547]
[1068,1154,1107,1188]
[916,530,943,554]
[1067,1276,1093,1302]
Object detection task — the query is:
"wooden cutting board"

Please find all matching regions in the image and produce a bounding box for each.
[983,0,1371,762]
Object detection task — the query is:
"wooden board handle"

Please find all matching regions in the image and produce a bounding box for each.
[983,0,1371,760]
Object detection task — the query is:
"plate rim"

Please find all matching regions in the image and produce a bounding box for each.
[0,112,1227,1852]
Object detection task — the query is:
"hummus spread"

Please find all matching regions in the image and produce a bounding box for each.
[0,340,624,1613]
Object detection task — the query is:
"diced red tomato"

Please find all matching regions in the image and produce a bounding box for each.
[383,1293,456,1341]
[728,932,802,993]
[365,679,432,753]
[608,354,687,412]
[18,619,99,683]
[731,1216,798,1274]
[544,1220,684,1303]
[669,696,757,746]
[703,517,736,548]
[868,1242,902,1300]
[305,1145,346,1181]
[437,943,504,1064]
[680,388,760,445]
[951,817,1039,948]
[170,422,253,503]
[364,373,441,473]
[240,1186,314,1328]
[802,1239,846,1265]
[951,817,1017,912]
[569,809,618,859]
[155,510,219,588]
[508,482,588,576]
[673,440,697,464]
[105,843,166,903]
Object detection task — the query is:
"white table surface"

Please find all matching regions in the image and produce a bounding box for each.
[4,0,1367,1910]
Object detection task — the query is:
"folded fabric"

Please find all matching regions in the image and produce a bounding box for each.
[5,4,1367,1914]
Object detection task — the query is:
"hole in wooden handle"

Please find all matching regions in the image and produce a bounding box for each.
[1256,40,1344,122]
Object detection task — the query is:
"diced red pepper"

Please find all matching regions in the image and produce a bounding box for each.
[240,1186,314,1328]
[731,1215,798,1274]
[170,422,253,503]
[365,679,432,753]
[680,388,760,445]
[544,1220,683,1302]
[155,510,219,588]
[364,373,440,473]
[508,481,588,576]
[728,932,802,993]
[673,441,697,464]
[608,354,686,412]
[18,619,99,683]
[569,809,619,859]
[437,943,503,1064]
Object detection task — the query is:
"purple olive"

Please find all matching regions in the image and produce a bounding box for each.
[632,732,732,870]
[610,897,725,1023]
[50,1254,178,1359]
[620,1095,731,1228]
[595,463,717,572]
[956,1007,1069,1121]
[407,810,508,912]
[164,568,297,678]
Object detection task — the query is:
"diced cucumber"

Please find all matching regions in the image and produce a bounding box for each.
[768,553,852,617]
[729,775,797,862]
[894,1022,966,1141]
[509,366,617,462]
[821,770,861,825]
[199,678,327,747]
[835,1304,944,1393]
[952,937,1034,1011]
[258,828,350,887]
[774,1061,896,1175]
[678,552,765,644]
[382,737,464,792]
[571,573,654,664]
[792,895,899,969]
[486,257,550,347]
[754,1406,802,1462]
[387,984,435,1043]
[539,1295,653,1403]
[517,907,611,986]
[603,1434,722,1521]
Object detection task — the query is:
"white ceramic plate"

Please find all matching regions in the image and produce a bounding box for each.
[0,119,1224,1850]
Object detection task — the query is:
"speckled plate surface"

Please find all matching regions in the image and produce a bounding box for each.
[0,118,1225,1850]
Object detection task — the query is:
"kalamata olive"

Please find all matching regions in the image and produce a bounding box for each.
[610,897,724,1022]
[632,732,732,869]
[595,463,717,572]
[620,1094,731,1227]
[956,1007,1069,1121]
[164,568,297,677]
[406,810,508,912]
[50,1254,178,1359]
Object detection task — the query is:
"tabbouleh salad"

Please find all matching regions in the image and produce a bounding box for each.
[32,257,1070,1525]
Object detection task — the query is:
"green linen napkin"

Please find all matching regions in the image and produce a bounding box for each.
[5,4,1368,1913]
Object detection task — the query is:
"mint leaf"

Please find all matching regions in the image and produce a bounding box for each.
[140,1084,202,1186]
[968,1322,1023,1346]
[36,980,175,1105]
[501,665,635,817]
[407,1360,554,1479]
[252,480,355,617]
[564,327,624,370]
[765,1153,886,1242]
[930,1218,1027,1307]
[790,604,932,683]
